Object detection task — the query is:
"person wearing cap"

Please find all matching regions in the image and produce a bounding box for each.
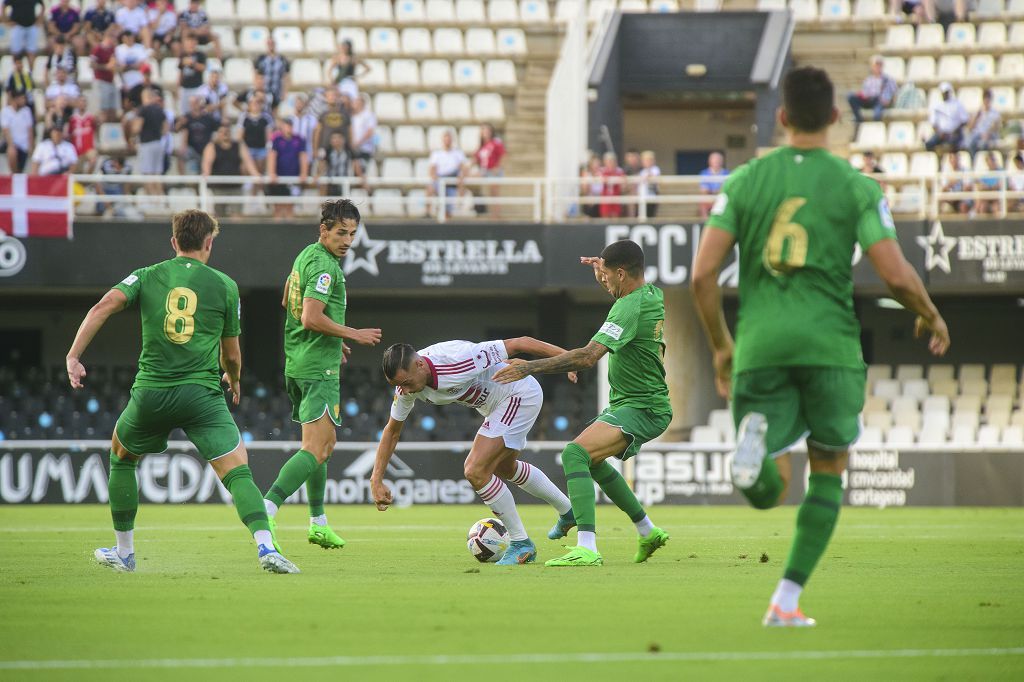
[925,82,969,152]
[847,56,898,133]
[178,34,207,116]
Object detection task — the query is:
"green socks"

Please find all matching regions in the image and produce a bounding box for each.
[561,443,597,533]
[783,473,843,586]
[265,449,319,508]
[741,455,785,510]
[590,460,647,523]
[306,460,329,517]
[108,452,138,532]
[222,465,271,534]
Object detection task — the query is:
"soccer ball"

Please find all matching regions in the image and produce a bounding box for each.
[466,518,510,563]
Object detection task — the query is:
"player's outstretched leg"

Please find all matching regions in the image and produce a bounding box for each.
[505,460,576,540]
[222,464,300,574]
[589,461,669,563]
[545,443,602,566]
[95,450,139,572]
[306,460,346,550]
[732,412,785,510]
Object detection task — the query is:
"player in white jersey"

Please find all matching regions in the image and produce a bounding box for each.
[371,338,578,565]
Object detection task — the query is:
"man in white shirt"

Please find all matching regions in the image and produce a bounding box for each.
[114,0,151,47]
[373,338,578,565]
[115,29,150,107]
[925,82,969,152]
[426,129,466,217]
[44,66,80,103]
[1,92,36,172]
[348,93,376,185]
[30,126,78,175]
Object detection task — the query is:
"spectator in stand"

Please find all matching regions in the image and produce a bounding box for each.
[133,87,168,196]
[236,72,276,112]
[599,151,625,218]
[5,55,37,113]
[30,126,78,175]
[925,82,969,152]
[940,151,972,215]
[175,94,217,174]
[328,40,366,102]
[68,94,98,171]
[178,0,222,59]
[139,62,162,99]
[859,150,884,174]
[196,66,229,120]
[313,87,349,157]
[291,93,318,163]
[45,67,80,108]
[1,91,35,172]
[889,0,934,23]
[319,130,351,197]
[3,0,46,58]
[44,94,71,132]
[237,94,274,174]
[46,0,83,55]
[963,89,1001,157]
[699,151,729,219]
[255,38,289,111]
[178,35,207,115]
[976,151,1001,216]
[427,129,466,218]
[46,34,78,82]
[622,148,641,217]
[83,0,115,50]
[1009,152,1024,213]
[114,0,151,48]
[580,154,602,218]
[96,156,131,216]
[348,93,376,187]
[473,123,505,216]
[148,0,179,56]
[267,118,309,219]
[637,149,661,218]
[90,27,118,121]
[848,56,899,133]
[202,123,260,216]
[115,29,151,111]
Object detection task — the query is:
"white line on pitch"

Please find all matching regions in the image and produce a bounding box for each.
[1,648,1022,670]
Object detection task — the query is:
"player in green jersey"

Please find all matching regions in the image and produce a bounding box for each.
[494,240,672,566]
[66,210,299,574]
[692,67,950,626]
[262,199,382,551]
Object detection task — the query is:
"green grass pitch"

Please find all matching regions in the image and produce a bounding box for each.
[1,505,1022,681]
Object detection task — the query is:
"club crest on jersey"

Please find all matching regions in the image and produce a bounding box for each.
[599,321,624,340]
[315,272,332,294]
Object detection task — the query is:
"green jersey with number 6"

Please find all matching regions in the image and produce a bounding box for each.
[283,242,347,380]
[705,146,898,373]
[113,256,241,391]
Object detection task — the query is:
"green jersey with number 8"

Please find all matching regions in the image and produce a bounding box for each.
[114,256,241,391]
[705,146,898,373]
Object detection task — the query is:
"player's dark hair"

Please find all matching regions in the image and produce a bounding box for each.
[382,343,418,381]
[172,209,219,252]
[320,199,361,230]
[782,66,834,133]
[600,239,645,278]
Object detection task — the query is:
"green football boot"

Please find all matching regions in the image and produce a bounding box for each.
[308,523,346,549]
[634,526,669,563]
[544,546,603,567]
[267,516,283,554]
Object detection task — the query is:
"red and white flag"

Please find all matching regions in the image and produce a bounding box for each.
[0,175,72,239]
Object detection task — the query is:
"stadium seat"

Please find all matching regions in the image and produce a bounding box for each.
[388,59,420,87]
[555,0,583,20]
[426,125,448,150]
[931,378,958,398]
[859,425,884,446]
[408,92,439,121]
[874,378,901,401]
[990,364,1018,385]
[272,26,304,54]
[907,56,936,82]
[928,364,955,382]
[453,60,484,88]
[77,59,94,86]
[950,425,975,445]
[947,22,975,47]
[159,58,178,88]
[757,0,786,9]
[207,0,236,22]
[224,58,256,87]
[852,122,885,150]
[917,23,944,48]
[978,22,1006,47]
[270,0,301,21]
[435,28,466,55]
[865,411,892,430]
[98,123,128,153]
[854,0,884,18]
[305,27,335,55]
[917,426,946,445]
[820,0,850,18]
[374,125,394,152]
[413,157,432,179]
[961,379,989,397]
[465,28,496,54]
[395,0,426,21]
[401,28,432,55]
[910,152,939,175]
[381,157,413,179]
[938,55,966,82]
[337,27,368,53]
[421,60,453,88]
[520,0,550,21]
[291,58,322,86]
[1002,426,1024,446]
[998,54,1024,80]
[902,378,930,402]
[488,0,518,21]
[961,364,986,382]
[359,58,388,86]
[406,188,428,216]
[887,123,915,150]
[372,189,407,216]
[211,25,237,53]
[394,125,427,154]
[458,125,480,153]
[456,0,487,21]
[977,425,1000,446]
[1011,0,1024,12]
[867,364,892,383]
[440,92,472,120]
[974,0,1005,16]
[473,93,505,121]
[242,0,270,20]
[885,25,914,49]
[690,426,722,444]
[374,92,407,121]
[369,27,400,55]
[364,0,394,20]
[988,408,1012,428]
[789,0,818,20]
[496,29,527,55]
[883,57,905,82]
[650,0,679,11]
[486,59,517,87]
[967,55,995,80]
[426,0,456,21]
[885,426,915,446]
[880,153,908,175]
[1011,23,1024,46]
[239,26,270,54]
[302,0,332,21]
[895,364,924,382]
[864,395,887,413]
[333,0,362,20]
[954,393,983,413]
[922,395,950,415]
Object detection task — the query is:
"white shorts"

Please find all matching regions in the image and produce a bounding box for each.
[477,378,543,451]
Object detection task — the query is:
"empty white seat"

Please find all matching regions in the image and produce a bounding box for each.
[1003,426,1024,446]
[406,187,428,215]
[455,0,487,21]
[473,93,505,120]
[885,25,914,49]
[883,57,905,82]
[865,412,893,430]
[426,0,456,21]
[240,0,269,19]
[947,22,975,47]
[458,125,480,153]
[789,0,818,20]
[207,0,236,21]
[427,125,449,150]
[369,27,400,55]
[333,0,362,20]
[892,396,919,414]
[395,0,426,21]
[359,58,387,86]
[950,425,975,445]
[998,53,1024,80]
[98,123,127,153]
[952,411,981,432]
[990,364,1018,385]
[819,0,850,18]
[337,27,368,53]
[967,55,995,80]
[393,125,427,154]
[961,378,989,397]
[413,156,432,179]
[895,364,924,381]
[961,363,986,380]
[864,395,888,413]
[374,92,406,121]
[588,0,616,21]
[986,394,1014,414]
[421,59,452,87]
[291,58,322,86]
[374,125,393,152]
[874,379,901,401]
[974,0,1005,16]
[465,28,495,54]
[271,26,304,54]
[859,425,884,446]
[867,364,892,383]
[485,59,517,87]
[853,122,885,150]
[380,157,413,179]
[757,0,786,8]
[159,58,178,88]
[922,411,951,434]
[880,153,908,175]
[388,59,420,87]
[435,27,465,55]
[408,92,439,120]
[987,409,1011,429]
[520,0,550,21]
[239,26,270,54]
[372,189,406,216]
[440,92,472,120]
[488,0,519,21]
[893,410,921,431]
[271,0,301,21]
[928,364,955,382]
[854,0,884,16]
[922,395,950,415]
[907,56,936,82]
[954,395,983,414]
[363,0,394,20]
[691,426,722,444]
[453,59,484,87]
[978,22,1006,47]
[224,58,255,87]
[887,123,915,150]
[977,425,1001,446]
[496,28,526,55]
[917,23,944,48]
[918,425,946,445]
[910,152,939,175]
[902,379,930,402]
[305,27,335,55]
[210,25,237,52]
[886,426,915,446]
[555,0,583,19]
[401,28,432,55]
[302,0,332,21]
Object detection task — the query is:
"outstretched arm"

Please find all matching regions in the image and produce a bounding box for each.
[503,336,578,383]
[691,226,736,399]
[67,289,128,389]
[492,341,607,384]
[867,239,950,355]
[300,297,382,346]
[370,417,405,510]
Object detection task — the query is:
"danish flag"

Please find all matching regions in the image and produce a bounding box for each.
[0,175,72,239]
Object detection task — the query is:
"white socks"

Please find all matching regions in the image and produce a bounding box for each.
[263,499,279,518]
[115,530,134,558]
[310,514,328,526]
[510,460,572,515]
[771,578,803,613]
[475,475,528,541]
[634,515,654,537]
[577,531,598,552]
[254,530,274,548]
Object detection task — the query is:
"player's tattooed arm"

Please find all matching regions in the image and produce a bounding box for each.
[493,341,607,384]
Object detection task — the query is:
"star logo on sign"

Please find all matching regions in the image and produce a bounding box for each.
[916,220,958,274]
[343,226,387,277]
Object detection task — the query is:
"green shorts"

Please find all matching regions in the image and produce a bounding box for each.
[732,366,866,456]
[115,384,241,460]
[286,376,342,425]
[593,405,672,461]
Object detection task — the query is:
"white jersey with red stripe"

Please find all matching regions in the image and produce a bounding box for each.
[390,339,540,422]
